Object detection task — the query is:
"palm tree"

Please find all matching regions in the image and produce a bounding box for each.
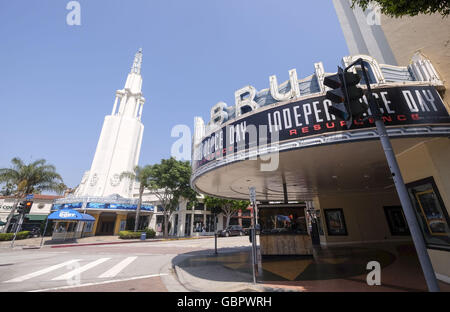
[0,157,65,233]
[120,165,153,232]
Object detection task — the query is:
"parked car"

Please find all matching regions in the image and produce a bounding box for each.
[218,225,245,237]
[30,227,41,238]
[243,224,260,235]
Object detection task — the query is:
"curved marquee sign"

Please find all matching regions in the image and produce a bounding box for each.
[193,85,450,171]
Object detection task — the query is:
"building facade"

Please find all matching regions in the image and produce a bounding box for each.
[190,51,450,282]
[49,49,154,236]
[75,49,145,199]
[333,0,450,285]
[0,194,63,232]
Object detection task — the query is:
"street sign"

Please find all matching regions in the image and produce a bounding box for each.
[26,194,34,200]
[249,187,256,203]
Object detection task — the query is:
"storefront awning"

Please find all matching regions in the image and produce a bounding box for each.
[47,209,95,222]
[27,215,47,221]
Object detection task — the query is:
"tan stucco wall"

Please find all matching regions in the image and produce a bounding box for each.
[91,213,100,235]
[381,14,450,107]
[396,137,450,279]
[114,213,127,235]
[316,191,404,244]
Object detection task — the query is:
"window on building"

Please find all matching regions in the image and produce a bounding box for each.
[155,215,170,233]
[242,218,251,229]
[205,215,216,232]
[259,206,308,235]
[126,215,148,231]
[193,214,204,232]
[194,203,205,211]
[185,214,192,235]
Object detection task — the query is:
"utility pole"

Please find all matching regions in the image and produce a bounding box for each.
[323,58,440,292]
[10,213,24,248]
[249,187,258,284]
[214,212,218,255]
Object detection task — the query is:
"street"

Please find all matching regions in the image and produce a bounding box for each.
[0,236,251,292]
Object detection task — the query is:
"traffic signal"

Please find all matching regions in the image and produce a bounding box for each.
[17,201,26,214]
[16,201,32,214]
[24,201,33,214]
[323,66,367,128]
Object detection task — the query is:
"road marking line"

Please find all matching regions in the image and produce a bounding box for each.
[98,257,137,278]
[3,259,81,283]
[52,258,110,281]
[29,273,169,292]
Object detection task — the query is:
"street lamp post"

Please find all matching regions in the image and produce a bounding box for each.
[345,58,440,292]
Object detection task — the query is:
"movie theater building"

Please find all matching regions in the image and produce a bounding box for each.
[191,54,450,283]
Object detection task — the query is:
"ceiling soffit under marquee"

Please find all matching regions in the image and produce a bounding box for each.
[192,137,437,201]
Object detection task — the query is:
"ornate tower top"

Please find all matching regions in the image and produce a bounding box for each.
[131,48,143,74]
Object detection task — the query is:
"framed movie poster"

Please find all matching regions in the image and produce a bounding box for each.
[384,206,410,236]
[406,177,450,251]
[324,208,348,236]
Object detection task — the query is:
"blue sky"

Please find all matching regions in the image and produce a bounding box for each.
[0,0,348,188]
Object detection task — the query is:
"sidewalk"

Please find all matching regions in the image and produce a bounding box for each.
[0,234,214,249]
[171,243,450,292]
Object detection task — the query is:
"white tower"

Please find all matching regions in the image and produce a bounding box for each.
[76,49,145,198]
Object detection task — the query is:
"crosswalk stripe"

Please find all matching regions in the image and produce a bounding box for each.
[98,257,137,278]
[29,273,169,292]
[52,258,110,281]
[3,259,81,283]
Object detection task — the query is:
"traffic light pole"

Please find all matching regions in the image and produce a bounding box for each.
[345,58,440,292]
[10,213,24,248]
[251,201,258,284]
[214,213,218,255]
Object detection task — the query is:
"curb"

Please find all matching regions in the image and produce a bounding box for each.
[48,235,215,248]
[0,235,215,249]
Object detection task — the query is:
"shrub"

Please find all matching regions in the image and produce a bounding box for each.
[0,231,30,241]
[17,231,30,240]
[0,233,14,241]
[145,228,156,238]
[118,229,156,239]
[118,231,142,239]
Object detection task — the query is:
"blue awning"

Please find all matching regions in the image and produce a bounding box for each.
[47,209,95,222]
[80,213,95,222]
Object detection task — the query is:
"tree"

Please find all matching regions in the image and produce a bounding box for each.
[146,158,196,238]
[0,181,16,196]
[0,158,65,233]
[351,0,450,18]
[120,165,153,232]
[203,196,250,228]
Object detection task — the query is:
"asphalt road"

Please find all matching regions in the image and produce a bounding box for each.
[0,236,251,292]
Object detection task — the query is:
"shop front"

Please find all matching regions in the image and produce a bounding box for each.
[43,209,95,244]
[51,194,154,236]
[258,203,312,256]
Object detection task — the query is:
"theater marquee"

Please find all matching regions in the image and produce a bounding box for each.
[193,85,450,171]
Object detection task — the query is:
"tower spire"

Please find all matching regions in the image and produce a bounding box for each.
[131,48,143,74]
